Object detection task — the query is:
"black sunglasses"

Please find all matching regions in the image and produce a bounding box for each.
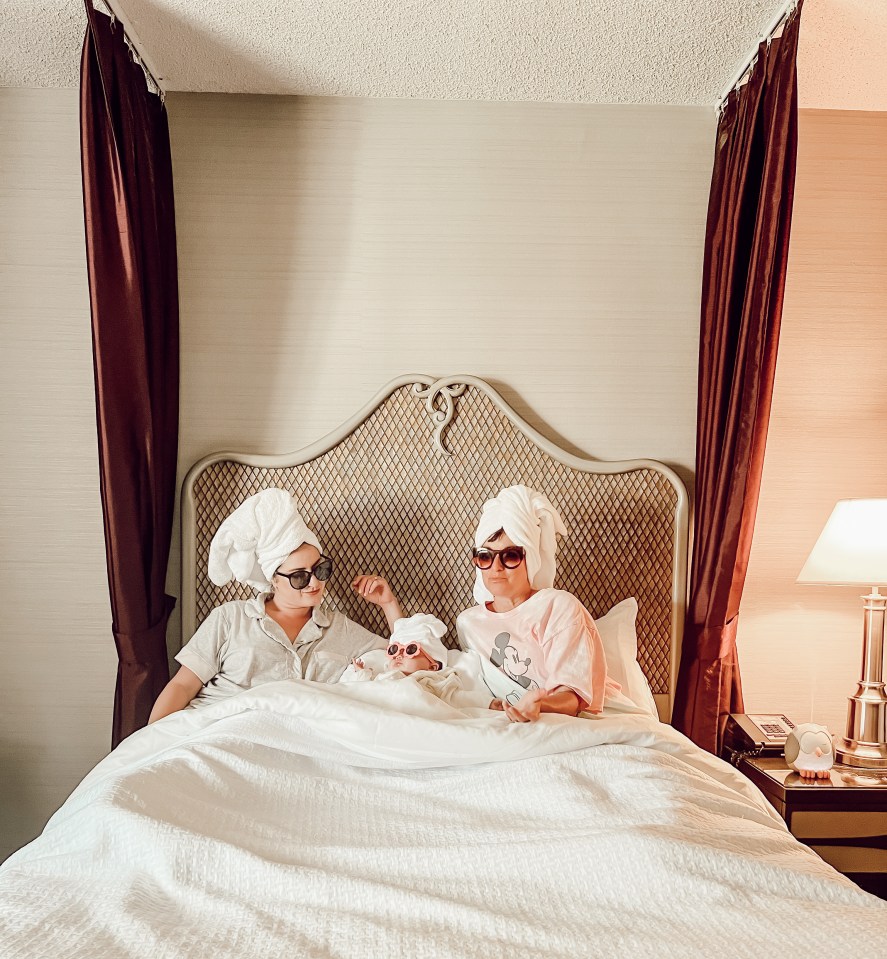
[274,556,334,590]
[471,546,526,570]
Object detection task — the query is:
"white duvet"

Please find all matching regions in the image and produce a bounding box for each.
[1,679,885,959]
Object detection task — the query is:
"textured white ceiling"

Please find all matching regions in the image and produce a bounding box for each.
[2,1,885,109]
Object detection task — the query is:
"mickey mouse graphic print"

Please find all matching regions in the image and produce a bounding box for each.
[455,588,617,713]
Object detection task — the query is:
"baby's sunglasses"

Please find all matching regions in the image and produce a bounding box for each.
[471,545,526,570]
[274,556,334,590]
[387,642,425,658]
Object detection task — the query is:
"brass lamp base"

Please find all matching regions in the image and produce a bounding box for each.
[835,689,887,768]
[836,734,887,769]
[836,589,887,769]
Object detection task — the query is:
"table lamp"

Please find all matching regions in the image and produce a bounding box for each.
[797,499,887,768]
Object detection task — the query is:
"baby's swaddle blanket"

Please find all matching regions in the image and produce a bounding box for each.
[339,644,641,714]
[337,650,472,706]
[337,646,496,708]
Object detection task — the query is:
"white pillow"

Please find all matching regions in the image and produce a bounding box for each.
[595,597,659,718]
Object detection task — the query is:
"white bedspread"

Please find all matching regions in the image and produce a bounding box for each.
[1,679,885,958]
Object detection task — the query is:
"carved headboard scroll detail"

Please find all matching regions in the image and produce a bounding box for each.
[182,374,688,721]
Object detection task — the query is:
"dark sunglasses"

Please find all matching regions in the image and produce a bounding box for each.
[274,556,333,590]
[471,546,526,570]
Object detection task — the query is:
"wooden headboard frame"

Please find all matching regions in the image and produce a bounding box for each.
[182,374,688,721]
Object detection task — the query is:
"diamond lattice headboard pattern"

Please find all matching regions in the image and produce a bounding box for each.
[182,375,688,719]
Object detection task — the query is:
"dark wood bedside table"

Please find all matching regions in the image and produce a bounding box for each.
[737,755,887,899]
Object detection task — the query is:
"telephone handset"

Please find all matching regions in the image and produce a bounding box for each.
[723,713,797,763]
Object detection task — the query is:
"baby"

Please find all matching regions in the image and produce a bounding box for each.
[340,613,450,682]
[340,613,517,712]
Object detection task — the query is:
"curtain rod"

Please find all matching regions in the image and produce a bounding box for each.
[717,0,799,109]
[91,0,165,99]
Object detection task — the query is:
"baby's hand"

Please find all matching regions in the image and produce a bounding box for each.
[352,658,365,670]
[352,574,396,607]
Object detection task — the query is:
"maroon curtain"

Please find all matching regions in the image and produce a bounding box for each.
[672,5,802,754]
[80,3,179,747]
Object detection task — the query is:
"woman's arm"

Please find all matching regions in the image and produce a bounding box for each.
[351,575,404,631]
[500,686,583,723]
[533,598,608,715]
[148,666,205,723]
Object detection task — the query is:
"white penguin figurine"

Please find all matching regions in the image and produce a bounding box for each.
[784,723,834,780]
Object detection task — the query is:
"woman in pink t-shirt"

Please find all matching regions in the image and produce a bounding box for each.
[456,485,618,724]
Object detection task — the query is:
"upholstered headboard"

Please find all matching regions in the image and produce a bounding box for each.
[182,374,688,720]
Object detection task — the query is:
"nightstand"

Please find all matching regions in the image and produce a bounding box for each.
[737,755,887,899]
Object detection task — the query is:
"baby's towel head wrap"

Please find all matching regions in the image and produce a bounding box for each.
[207,488,323,593]
[390,614,450,669]
[472,485,568,604]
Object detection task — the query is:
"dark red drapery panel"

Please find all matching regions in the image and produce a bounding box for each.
[80,3,179,747]
[672,4,802,754]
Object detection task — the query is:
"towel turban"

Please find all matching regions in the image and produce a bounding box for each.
[207,488,323,593]
[472,485,567,604]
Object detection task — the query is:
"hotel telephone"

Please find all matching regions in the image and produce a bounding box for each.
[723,713,797,764]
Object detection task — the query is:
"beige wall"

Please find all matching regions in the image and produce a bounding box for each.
[1,89,711,859]
[740,110,887,734]
[168,94,710,479]
[0,88,117,861]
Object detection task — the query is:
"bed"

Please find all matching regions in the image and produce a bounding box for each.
[1,373,884,958]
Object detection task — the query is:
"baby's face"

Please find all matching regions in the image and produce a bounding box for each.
[387,645,437,674]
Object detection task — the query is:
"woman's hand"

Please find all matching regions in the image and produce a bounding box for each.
[502,688,548,723]
[352,575,396,606]
[500,686,583,723]
[351,575,404,631]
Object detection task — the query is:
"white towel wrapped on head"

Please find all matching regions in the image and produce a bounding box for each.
[207,488,322,592]
[473,485,567,604]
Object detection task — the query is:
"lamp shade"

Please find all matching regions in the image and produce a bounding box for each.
[797,499,887,586]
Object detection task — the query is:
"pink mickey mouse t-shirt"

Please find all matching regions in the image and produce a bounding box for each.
[455,588,616,713]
